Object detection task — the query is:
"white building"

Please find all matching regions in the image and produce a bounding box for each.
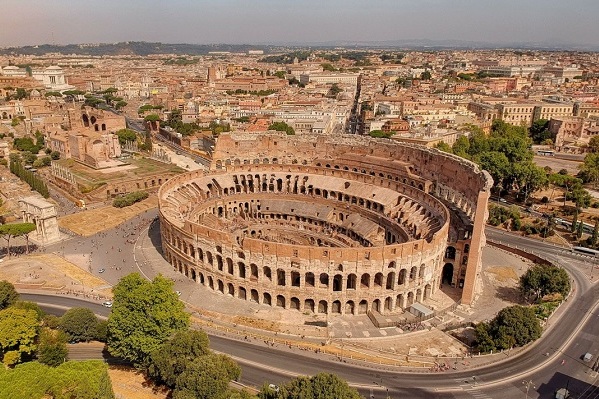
[31,66,75,92]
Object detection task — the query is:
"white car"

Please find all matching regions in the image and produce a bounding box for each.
[102,301,113,308]
[176,291,182,296]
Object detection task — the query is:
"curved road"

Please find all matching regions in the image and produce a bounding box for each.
[27,227,599,398]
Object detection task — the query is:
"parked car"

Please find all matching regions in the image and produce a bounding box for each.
[102,301,113,308]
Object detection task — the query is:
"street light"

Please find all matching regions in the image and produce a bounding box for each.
[523,379,535,399]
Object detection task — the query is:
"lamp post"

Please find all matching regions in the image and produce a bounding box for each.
[523,379,535,399]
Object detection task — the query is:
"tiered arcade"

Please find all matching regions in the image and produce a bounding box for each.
[158,133,492,315]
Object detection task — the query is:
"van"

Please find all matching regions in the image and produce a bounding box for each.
[584,352,593,362]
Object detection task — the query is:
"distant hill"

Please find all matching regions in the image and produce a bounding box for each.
[1,40,596,56]
[0,42,281,56]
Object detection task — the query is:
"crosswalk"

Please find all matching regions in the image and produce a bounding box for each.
[453,378,493,399]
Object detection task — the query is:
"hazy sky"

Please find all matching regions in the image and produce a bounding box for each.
[2,0,598,47]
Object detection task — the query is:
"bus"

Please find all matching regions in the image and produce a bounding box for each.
[572,246,599,256]
[537,150,554,156]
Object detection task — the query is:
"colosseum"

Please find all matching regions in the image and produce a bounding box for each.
[158,133,492,316]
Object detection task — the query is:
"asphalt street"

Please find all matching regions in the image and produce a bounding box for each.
[25,221,599,399]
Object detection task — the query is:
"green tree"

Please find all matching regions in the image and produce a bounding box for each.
[261,372,361,399]
[115,128,138,145]
[591,219,599,247]
[107,274,189,367]
[477,151,510,191]
[0,307,39,366]
[37,328,68,367]
[588,135,599,153]
[512,161,548,202]
[94,320,108,342]
[579,152,599,188]
[489,305,541,350]
[420,70,432,80]
[173,354,233,399]
[566,185,592,209]
[519,264,571,301]
[529,119,552,144]
[148,329,211,387]
[59,307,98,342]
[452,135,471,158]
[0,222,36,257]
[0,281,19,310]
[434,141,452,153]
[473,322,496,353]
[50,150,61,160]
[571,208,579,233]
[268,121,295,135]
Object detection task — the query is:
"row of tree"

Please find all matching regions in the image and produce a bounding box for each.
[9,159,49,198]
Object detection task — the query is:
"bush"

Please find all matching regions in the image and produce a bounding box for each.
[112,191,149,208]
[59,307,98,342]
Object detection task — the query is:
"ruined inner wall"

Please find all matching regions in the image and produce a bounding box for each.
[158,133,492,313]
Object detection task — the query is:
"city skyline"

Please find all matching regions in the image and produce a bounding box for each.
[2,0,599,49]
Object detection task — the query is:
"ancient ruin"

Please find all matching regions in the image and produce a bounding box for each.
[158,133,492,315]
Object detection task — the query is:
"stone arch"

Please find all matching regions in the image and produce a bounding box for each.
[305,299,315,313]
[218,280,224,293]
[319,273,329,287]
[372,299,381,312]
[424,284,432,300]
[384,296,392,311]
[374,273,384,287]
[332,300,341,314]
[358,300,368,314]
[445,246,456,260]
[276,295,286,308]
[386,272,395,290]
[239,286,247,300]
[290,297,300,310]
[318,300,328,314]
[410,266,417,281]
[345,300,355,315]
[251,289,259,303]
[442,263,454,285]
[360,273,370,288]
[263,266,272,281]
[305,272,315,287]
[346,273,357,290]
[333,274,343,291]
[263,292,272,306]
[398,269,407,285]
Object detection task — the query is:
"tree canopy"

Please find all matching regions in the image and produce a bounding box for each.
[474,305,541,352]
[107,274,189,367]
[520,263,570,301]
[59,307,99,342]
[148,329,211,387]
[0,307,39,366]
[36,328,68,367]
[268,121,295,135]
[579,152,599,188]
[0,281,19,311]
[0,360,114,399]
[259,372,361,399]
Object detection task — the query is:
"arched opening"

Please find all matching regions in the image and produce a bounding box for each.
[445,246,456,260]
[374,273,383,287]
[333,274,343,291]
[346,274,357,290]
[407,292,415,306]
[360,273,370,288]
[386,272,395,290]
[358,300,368,314]
[372,299,381,313]
[263,266,272,281]
[345,301,355,315]
[318,300,328,314]
[218,280,224,293]
[228,283,235,296]
[442,263,454,285]
[276,295,286,308]
[384,297,392,311]
[319,273,329,287]
[305,299,315,313]
[332,300,341,314]
[263,292,272,306]
[238,287,247,300]
[424,284,432,300]
[305,272,315,287]
[251,289,259,303]
[290,297,300,310]
[410,266,417,281]
[291,271,300,287]
[398,269,407,285]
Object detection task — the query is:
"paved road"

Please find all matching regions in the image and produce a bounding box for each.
[24,224,599,399]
